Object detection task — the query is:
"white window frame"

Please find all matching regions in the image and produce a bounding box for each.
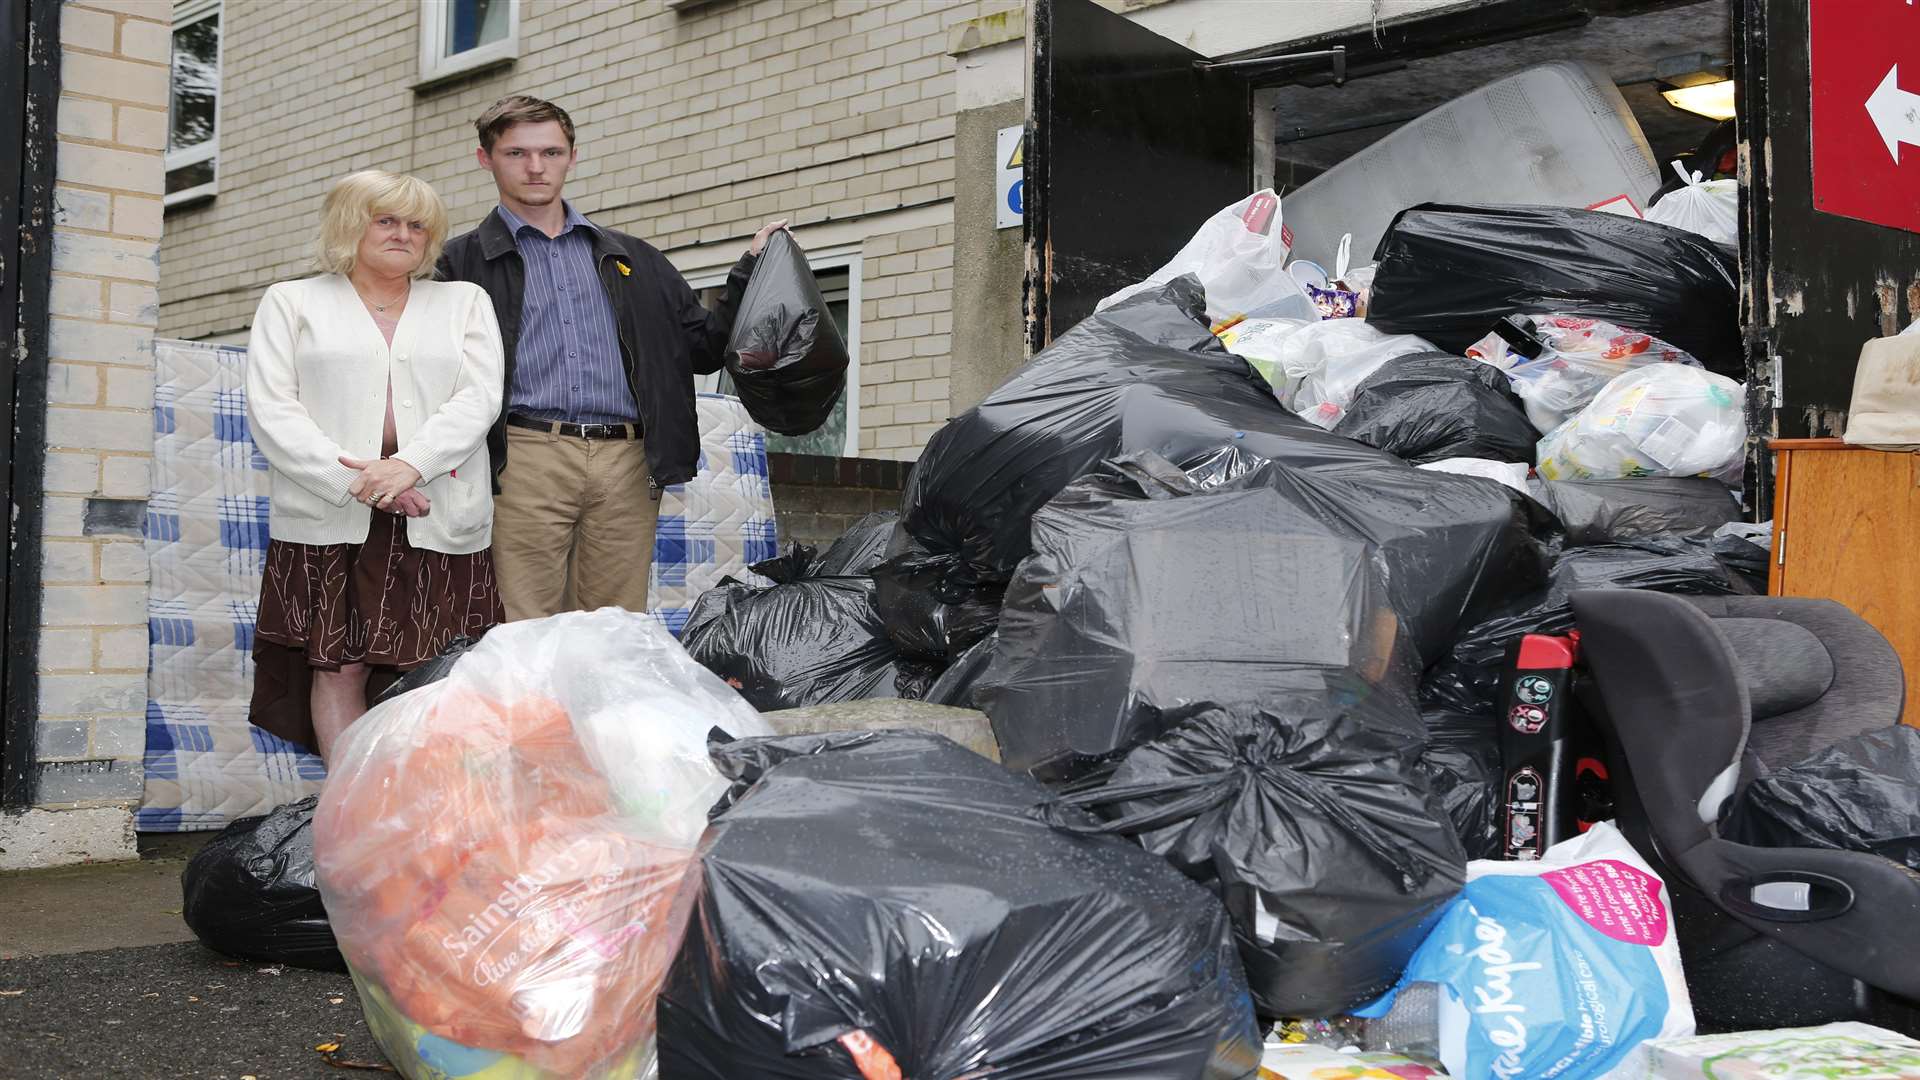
[164,0,222,208]
[417,0,521,86]
[688,245,864,459]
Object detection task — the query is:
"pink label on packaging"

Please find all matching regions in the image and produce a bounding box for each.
[1541,858,1669,946]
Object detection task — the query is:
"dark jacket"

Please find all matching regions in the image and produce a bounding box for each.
[436,209,755,489]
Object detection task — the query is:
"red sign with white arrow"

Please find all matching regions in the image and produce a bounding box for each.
[1810,0,1920,234]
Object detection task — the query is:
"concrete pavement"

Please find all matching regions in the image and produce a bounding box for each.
[0,833,388,1079]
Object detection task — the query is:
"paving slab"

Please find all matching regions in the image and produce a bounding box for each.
[0,852,200,960]
[764,698,1002,762]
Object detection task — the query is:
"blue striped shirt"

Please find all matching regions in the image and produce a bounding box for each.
[498,202,636,424]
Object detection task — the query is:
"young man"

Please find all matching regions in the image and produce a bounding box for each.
[438,95,784,620]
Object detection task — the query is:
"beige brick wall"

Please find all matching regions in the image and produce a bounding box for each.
[854,214,955,458]
[160,0,975,460]
[35,0,171,817]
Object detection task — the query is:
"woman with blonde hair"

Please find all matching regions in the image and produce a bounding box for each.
[246,169,505,761]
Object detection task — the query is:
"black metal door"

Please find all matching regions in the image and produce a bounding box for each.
[1737,0,1920,451]
[0,0,58,808]
[1023,0,1251,351]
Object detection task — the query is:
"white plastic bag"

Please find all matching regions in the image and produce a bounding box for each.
[1096,189,1316,325]
[1469,314,1705,433]
[1356,821,1695,1080]
[1646,160,1739,246]
[1214,316,1309,402]
[1277,319,1438,427]
[1419,457,1532,494]
[314,608,771,1080]
[1537,364,1746,485]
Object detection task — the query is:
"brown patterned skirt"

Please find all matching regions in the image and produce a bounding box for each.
[248,509,504,752]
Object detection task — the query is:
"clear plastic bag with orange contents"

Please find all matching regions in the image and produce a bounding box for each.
[313,608,771,1079]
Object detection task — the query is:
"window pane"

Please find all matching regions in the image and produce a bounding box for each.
[447,0,511,56]
[166,158,215,196]
[168,16,219,154]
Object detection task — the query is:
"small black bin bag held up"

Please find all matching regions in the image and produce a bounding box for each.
[655,730,1262,1080]
[724,230,849,436]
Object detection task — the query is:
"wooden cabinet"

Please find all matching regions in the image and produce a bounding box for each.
[1770,439,1920,725]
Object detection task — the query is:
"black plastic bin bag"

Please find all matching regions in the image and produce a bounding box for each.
[978,454,1427,780]
[682,519,910,710]
[810,510,896,577]
[891,278,1389,613]
[724,230,849,436]
[1723,725,1920,870]
[920,631,996,709]
[1538,476,1741,546]
[1367,204,1742,376]
[656,730,1262,1079]
[1421,539,1758,726]
[1418,730,1504,860]
[181,795,344,971]
[372,636,475,705]
[1332,351,1537,465]
[1046,706,1465,1020]
[870,523,1003,661]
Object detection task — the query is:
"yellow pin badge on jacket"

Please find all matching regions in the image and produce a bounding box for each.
[615,260,631,276]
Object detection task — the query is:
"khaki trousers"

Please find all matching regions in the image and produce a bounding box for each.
[493,424,657,621]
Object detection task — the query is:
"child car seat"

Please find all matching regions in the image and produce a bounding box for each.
[1571,589,1920,1034]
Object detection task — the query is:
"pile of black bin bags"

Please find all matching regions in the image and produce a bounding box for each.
[655,266,1767,1040]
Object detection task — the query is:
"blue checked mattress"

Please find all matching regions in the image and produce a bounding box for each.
[140,341,773,830]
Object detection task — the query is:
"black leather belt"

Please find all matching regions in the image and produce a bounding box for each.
[506,415,642,440]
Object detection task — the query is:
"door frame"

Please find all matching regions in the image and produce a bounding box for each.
[0,0,59,809]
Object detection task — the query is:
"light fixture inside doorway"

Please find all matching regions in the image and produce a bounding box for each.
[1662,78,1736,120]
[1654,55,1736,122]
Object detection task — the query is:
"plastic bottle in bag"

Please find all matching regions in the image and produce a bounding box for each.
[1535,364,1746,485]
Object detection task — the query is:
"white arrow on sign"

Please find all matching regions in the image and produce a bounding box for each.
[1866,63,1920,163]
